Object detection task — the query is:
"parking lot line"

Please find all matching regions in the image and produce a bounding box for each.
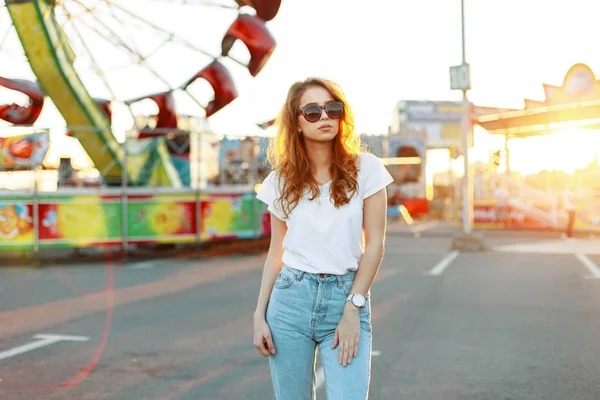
[575,254,600,279]
[0,334,89,362]
[428,251,460,276]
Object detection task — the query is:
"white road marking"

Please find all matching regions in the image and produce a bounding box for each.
[428,251,460,276]
[129,261,158,269]
[576,254,600,279]
[315,350,382,389]
[410,221,438,237]
[492,239,600,255]
[0,334,89,362]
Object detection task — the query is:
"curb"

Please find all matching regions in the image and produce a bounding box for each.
[1,238,271,268]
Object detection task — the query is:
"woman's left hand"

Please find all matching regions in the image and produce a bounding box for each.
[332,304,360,367]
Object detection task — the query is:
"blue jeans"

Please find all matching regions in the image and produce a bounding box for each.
[266,265,372,400]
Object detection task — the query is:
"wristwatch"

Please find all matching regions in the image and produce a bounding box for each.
[347,293,366,308]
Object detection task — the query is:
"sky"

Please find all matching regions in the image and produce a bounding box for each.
[1,0,600,173]
[209,0,600,136]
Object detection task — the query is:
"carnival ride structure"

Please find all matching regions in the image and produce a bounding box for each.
[0,0,281,187]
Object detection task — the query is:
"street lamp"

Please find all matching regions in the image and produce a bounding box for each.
[449,0,485,250]
[449,0,472,233]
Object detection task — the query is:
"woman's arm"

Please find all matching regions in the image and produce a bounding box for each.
[253,212,287,357]
[254,213,287,319]
[348,187,388,299]
[333,187,388,366]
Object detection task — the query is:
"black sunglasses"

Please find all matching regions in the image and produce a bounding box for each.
[298,102,344,123]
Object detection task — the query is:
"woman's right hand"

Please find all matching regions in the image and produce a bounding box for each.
[253,315,276,357]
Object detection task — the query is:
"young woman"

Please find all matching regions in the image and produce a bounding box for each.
[253,77,393,400]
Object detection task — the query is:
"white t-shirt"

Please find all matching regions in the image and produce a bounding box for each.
[256,153,394,275]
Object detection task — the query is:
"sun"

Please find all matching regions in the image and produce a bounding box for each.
[509,128,600,175]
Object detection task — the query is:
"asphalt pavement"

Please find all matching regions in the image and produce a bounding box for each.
[2,229,600,399]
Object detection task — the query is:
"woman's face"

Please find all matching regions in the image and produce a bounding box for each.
[297,86,340,143]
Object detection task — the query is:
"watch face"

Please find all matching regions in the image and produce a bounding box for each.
[352,294,366,307]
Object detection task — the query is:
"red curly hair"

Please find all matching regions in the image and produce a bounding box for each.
[266,77,365,218]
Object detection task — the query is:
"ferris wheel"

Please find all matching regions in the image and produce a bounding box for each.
[0,0,281,186]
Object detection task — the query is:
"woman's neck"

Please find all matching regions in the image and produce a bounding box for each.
[304,140,332,169]
[304,140,332,183]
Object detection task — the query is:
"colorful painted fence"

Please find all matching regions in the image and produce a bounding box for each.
[0,190,269,250]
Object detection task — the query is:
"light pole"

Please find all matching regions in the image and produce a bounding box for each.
[450,0,473,234]
[450,0,484,250]
[460,0,473,234]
